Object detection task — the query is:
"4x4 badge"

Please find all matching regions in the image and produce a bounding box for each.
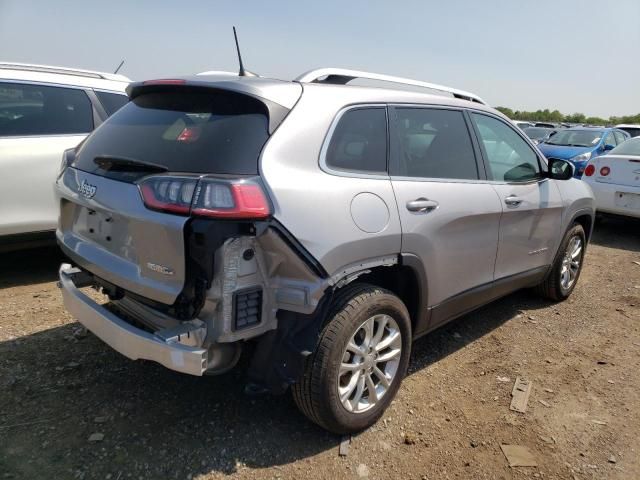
[78,179,97,199]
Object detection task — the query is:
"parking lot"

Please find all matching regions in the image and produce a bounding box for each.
[0,215,637,480]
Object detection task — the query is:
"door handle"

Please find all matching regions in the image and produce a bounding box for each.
[504,195,523,207]
[406,198,439,213]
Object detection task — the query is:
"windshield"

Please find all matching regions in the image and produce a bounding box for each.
[545,130,603,147]
[523,127,552,140]
[72,90,271,180]
[609,137,640,156]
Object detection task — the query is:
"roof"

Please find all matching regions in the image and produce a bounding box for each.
[295,68,486,104]
[0,62,131,93]
[134,67,491,113]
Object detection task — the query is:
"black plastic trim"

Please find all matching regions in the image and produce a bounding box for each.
[424,265,549,334]
[265,219,329,279]
[398,253,431,336]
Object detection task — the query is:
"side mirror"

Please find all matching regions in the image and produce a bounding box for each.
[547,158,574,180]
[603,143,615,151]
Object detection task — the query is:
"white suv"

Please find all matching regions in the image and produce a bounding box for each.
[0,63,130,251]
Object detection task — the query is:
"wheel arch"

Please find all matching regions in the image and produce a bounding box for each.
[336,253,429,337]
[571,211,594,242]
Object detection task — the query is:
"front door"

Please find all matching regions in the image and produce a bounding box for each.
[469,112,563,281]
[389,106,502,330]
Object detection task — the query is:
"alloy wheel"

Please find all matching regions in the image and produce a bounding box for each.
[337,314,402,413]
[560,235,582,290]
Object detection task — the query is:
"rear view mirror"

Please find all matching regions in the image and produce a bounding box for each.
[603,144,615,151]
[547,158,573,180]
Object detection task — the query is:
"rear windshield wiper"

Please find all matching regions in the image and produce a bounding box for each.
[94,156,168,173]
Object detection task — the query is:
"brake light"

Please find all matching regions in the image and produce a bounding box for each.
[142,79,186,85]
[584,164,595,176]
[176,126,201,143]
[600,166,610,176]
[138,176,270,219]
[192,179,270,219]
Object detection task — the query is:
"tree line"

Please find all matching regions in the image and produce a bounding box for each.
[495,107,640,126]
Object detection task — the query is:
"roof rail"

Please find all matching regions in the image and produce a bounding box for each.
[0,62,130,82]
[295,68,486,105]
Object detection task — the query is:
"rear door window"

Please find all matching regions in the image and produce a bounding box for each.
[95,91,128,116]
[325,107,387,173]
[0,82,93,136]
[391,107,479,180]
[72,90,270,178]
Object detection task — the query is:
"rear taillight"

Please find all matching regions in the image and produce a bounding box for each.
[600,166,610,176]
[192,178,270,219]
[138,175,270,219]
[139,176,198,214]
[584,164,595,176]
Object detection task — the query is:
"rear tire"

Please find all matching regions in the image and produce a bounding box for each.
[292,284,411,434]
[535,223,586,301]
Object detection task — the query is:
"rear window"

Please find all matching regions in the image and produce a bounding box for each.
[619,127,640,138]
[73,90,270,178]
[95,91,128,116]
[609,137,640,156]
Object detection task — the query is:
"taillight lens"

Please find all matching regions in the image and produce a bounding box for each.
[600,166,610,176]
[139,176,198,214]
[138,175,270,219]
[584,164,595,176]
[192,178,270,219]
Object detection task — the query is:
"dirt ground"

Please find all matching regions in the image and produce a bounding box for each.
[1,216,639,480]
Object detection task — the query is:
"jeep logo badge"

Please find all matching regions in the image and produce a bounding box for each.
[78,179,97,199]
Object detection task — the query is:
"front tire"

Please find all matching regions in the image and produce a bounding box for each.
[292,284,411,434]
[536,223,586,301]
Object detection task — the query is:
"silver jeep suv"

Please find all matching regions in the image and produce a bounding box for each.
[55,68,594,433]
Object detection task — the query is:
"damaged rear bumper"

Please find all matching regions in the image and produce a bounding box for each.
[58,263,208,376]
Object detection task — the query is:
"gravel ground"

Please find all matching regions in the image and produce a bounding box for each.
[1,216,639,480]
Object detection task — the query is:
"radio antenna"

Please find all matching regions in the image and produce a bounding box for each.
[113,59,125,74]
[233,26,257,77]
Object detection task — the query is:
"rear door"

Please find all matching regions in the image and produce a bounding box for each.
[389,106,502,327]
[470,112,563,281]
[0,81,93,235]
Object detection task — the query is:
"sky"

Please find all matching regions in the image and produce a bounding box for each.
[1,0,638,118]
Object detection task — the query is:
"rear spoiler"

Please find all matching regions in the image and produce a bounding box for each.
[126,79,294,134]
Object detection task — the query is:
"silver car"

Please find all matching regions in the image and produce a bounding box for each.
[55,68,595,433]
